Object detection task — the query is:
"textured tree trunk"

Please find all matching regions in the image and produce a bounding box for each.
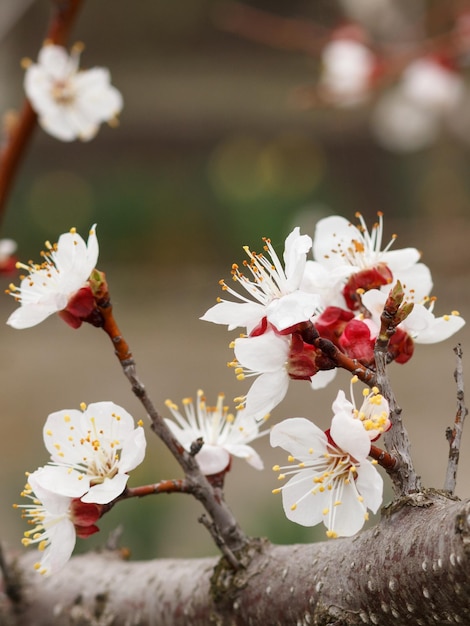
[2,491,469,626]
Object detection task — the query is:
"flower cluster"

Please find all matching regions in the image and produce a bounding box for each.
[6,225,99,329]
[270,382,388,537]
[24,44,123,142]
[16,401,146,575]
[165,389,267,476]
[202,213,464,419]
[314,15,470,151]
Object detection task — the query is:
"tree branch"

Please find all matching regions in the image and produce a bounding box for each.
[4,492,469,626]
[444,343,468,494]
[96,294,248,559]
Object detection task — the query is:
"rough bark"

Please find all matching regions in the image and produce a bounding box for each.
[2,491,469,626]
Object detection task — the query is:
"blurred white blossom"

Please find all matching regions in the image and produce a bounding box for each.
[24,44,123,141]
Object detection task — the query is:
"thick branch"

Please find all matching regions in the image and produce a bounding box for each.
[5,492,470,626]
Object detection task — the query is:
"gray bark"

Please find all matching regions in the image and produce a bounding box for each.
[2,491,469,626]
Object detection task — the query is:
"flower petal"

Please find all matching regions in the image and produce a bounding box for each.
[234,331,289,372]
[81,474,129,504]
[270,417,327,459]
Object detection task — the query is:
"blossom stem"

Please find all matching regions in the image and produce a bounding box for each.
[98,298,133,364]
[444,344,468,494]
[369,444,398,471]
[0,0,84,224]
[117,480,191,500]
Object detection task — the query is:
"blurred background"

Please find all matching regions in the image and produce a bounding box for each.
[1,0,470,562]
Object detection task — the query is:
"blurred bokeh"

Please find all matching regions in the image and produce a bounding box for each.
[1,0,470,563]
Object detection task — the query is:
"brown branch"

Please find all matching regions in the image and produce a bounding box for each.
[0,0,85,225]
[369,444,398,471]
[6,492,470,626]
[96,295,248,561]
[375,286,421,496]
[117,479,191,500]
[212,1,328,56]
[444,343,468,494]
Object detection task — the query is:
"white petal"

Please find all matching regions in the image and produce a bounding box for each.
[195,445,230,475]
[331,389,354,416]
[28,470,73,515]
[328,480,370,536]
[313,216,360,269]
[244,370,289,420]
[381,248,421,272]
[330,412,371,460]
[310,368,337,390]
[266,292,320,331]
[43,409,84,463]
[7,302,61,329]
[234,332,289,372]
[280,470,329,527]
[270,417,327,459]
[413,313,465,344]
[37,45,75,80]
[119,427,147,473]
[200,301,265,331]
[393,262,432,301]
[283,227,312,289]
[81,474,129,504]
[33,464,89,498]
[226,443,264,470]
[38,517,76,576]
[355,460,383,514]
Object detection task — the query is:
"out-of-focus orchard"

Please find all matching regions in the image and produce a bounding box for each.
[1,0,470,560]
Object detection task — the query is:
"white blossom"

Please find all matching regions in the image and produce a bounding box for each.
[165,390,266,475]
[40,401,146,504]
[270,389,384,537]
[6,224,98,329]
[16,469,78,576]
[361,288,465,344]
[201,227,320,333]
[24,44,123,141]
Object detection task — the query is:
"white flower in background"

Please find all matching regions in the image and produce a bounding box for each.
[24,44,123,141]
[320,38,375,107]
[6,224,98,329]
[270,391,383,537]
[304,213,432,307]
[401,58,465,114]
[371,57,466,152]
[201,227,321,333]
[165,389,266,475]
[15,468,102,576]
[362,288,465,344]
[0,238,17,273]
[41,401,146,504]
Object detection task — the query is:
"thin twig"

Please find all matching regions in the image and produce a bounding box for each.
[375,287,421,496]
[198,514,241,571]
[96,295,248,562]
[444,344,468,494]
[117,479,191,500]
[369,444,398,471]
[0,0,84,224]
[0,542,22,604]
